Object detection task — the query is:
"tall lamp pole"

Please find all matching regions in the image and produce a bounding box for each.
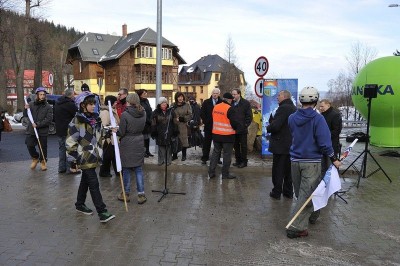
[156,0,162,103]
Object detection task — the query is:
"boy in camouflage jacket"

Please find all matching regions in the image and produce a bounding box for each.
[66,91,115,223]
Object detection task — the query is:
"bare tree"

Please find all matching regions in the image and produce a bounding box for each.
[346,41,377,78]
[219,35,243,94]
[393,49,400,56]
[224,34,237,64]
[333,41,378,121]
[326,71,353,120]
[8,0,46,111]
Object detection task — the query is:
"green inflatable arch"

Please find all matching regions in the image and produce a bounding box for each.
[352,56,400,147]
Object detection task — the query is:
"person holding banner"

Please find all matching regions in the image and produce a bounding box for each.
[286,86,341,239]
[118,93,147,204]
[99,95,119,177]
[25,87,53,171]
[66,91,115,223]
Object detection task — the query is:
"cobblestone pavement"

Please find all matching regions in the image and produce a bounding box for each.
[1,130,400,265]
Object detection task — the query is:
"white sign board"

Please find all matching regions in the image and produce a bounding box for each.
[254,56,269,77]
[254,78,264,98]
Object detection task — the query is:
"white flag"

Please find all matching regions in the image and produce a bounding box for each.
[24,96,39,139]
[108,101,122,173]
[312,165,341,211]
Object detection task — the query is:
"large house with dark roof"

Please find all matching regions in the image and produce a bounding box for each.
[66,24,186,100]
[178,54,246,105]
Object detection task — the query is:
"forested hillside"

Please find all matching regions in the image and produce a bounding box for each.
[0,6,83,111]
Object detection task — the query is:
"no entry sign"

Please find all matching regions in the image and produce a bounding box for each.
[254,78,264,98]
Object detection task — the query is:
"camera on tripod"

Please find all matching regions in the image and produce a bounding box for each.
[364,84,378,99]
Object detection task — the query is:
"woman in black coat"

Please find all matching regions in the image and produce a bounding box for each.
[151,97,178,166]
[137,89,154,157]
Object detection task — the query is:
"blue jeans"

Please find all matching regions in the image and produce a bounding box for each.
[75,168,107,214]
[122,166,144,194]
[58,136,70,172]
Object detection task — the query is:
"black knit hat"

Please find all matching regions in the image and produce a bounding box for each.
[223,92,234,99]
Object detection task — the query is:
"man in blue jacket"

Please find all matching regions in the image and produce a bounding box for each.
[286,86,341,239]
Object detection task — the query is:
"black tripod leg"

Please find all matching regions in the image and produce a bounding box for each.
[366,151,392,183]
[334,191,348,204]
[341,151,364,176]
[152,144,186,202]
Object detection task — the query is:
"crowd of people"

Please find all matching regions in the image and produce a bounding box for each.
[19,83,343,238]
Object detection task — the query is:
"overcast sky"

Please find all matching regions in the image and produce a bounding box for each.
[27,0,400,94]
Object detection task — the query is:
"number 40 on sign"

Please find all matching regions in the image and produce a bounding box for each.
[254,56,269,77]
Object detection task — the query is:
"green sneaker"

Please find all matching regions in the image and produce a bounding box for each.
[99,212,115,223]
[76,204,93,215]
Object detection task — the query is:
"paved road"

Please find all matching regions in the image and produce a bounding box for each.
[1,130,400,265]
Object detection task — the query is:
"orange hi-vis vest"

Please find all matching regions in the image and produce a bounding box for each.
[212,102,235,135]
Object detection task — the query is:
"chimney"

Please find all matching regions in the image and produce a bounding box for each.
[122,24,127,37]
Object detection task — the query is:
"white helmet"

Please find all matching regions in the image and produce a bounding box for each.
[299,86,319,103]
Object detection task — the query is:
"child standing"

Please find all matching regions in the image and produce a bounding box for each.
[66,91,115,223]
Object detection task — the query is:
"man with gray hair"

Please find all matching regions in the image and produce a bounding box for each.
[54,88,78,173]
[200,88,222,165]
[267,90,297,200]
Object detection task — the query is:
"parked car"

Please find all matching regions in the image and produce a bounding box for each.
[14,94,62,135]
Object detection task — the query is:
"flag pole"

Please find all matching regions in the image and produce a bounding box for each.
[119,171,128,212]
[286,195,313,229]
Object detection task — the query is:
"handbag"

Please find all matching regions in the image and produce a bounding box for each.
[3,118,12,132]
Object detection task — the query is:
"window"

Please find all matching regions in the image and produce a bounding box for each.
[96,35,103,41]
[92,48,99,55]
[192,86,196,92]
[162,48,172,59]
[215,73,219,81]
[185,86,188,93]
[140,46,153,58]
[200,86,203,93]
[79,62,82,73]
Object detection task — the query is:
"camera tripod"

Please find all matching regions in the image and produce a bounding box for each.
[152,108,186,202]
[341,96,392,187]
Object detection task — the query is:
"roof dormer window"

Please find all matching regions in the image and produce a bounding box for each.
[96,35,103,41]
[92,48,99,55]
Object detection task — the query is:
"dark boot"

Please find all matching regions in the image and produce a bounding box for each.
[181,148,187,161]
[144,139,154,157]
[172,153,178,160]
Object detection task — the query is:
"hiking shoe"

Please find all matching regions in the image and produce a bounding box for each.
[137,194,147,205]
[40,160,47,171]
[286,229,309,239]
[309,210,320,224]
[117,192,130,202]
[30,158,39,169]
[76,204,93,215]
[99,212,115,223]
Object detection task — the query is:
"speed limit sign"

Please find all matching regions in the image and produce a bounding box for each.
[254,56,269,77]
